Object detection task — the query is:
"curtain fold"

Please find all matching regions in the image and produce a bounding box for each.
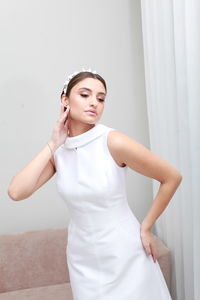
[140,1,200,299]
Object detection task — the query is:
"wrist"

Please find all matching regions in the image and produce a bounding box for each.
[140,221,153,233]
[47,140,58,155]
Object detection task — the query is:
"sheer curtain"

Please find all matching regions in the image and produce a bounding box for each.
[140,1,200,300]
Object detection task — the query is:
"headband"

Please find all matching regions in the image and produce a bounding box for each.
[62,66,97,94]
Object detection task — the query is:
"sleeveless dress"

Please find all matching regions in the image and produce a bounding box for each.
[53,123,172,300]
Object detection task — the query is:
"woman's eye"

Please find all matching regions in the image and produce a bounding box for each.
[80,94,105,102]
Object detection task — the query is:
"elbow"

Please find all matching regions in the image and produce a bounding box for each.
[179,174,183,183]
[176,172,183,183]
[7,186,22,201]
[161,171,183,186]
[8,186,32,201]
[172,171,183,186]
[8,188,19,201]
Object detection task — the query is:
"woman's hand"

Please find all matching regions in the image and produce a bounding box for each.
[140,227,158,263]
[49,103,70,150]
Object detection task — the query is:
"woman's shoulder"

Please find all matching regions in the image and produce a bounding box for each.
[107,128,134,147]
[106,128,148,169]
[106,128,132,168]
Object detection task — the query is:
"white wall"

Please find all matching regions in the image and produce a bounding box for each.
[0,0,152,234]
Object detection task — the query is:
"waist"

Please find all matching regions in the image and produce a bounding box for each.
[69,200,133,230]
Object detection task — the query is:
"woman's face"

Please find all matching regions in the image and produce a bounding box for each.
[61,78,106,125]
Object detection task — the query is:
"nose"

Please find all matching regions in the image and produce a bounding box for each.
[89,96,98,106]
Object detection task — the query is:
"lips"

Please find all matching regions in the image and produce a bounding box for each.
[85,110,97,115]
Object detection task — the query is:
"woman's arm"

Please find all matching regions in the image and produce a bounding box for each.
[107,130,182,261]
[7,103,70,201]
[7,142,57,201]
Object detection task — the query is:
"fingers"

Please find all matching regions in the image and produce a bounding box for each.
[60,102,68,118]
[149,243,157,263]
[62,107,70,124]
[140,230,157,263]
[58,104,70,123]
[143,242,157,263]
[60,102,65,118]
[144,243,151,256]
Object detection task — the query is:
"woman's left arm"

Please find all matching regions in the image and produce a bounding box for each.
[108,130,183,262]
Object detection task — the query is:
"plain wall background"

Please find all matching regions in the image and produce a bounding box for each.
[0,0,153,234]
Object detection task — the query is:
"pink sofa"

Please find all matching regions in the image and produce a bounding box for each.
[0,227,171,299]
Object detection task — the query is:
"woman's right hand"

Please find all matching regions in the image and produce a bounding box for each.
[49,103,71,150]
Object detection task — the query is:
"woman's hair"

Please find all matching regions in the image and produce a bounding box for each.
[60,71,107,98]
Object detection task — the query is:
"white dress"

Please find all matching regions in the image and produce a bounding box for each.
[53,123,172,300]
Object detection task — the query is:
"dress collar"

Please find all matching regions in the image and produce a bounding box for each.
[63,123,108,149]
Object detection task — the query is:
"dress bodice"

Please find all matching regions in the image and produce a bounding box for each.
[53,123,128,229]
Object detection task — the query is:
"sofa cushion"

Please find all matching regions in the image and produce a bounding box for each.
[0,283,72,300]
[0,228,70,293]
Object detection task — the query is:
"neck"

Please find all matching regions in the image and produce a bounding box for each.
[68,121,96,137]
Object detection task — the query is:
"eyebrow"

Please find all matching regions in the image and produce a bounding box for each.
[78,87,106,96]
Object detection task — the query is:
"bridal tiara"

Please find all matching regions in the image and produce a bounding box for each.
[62,66,97,94]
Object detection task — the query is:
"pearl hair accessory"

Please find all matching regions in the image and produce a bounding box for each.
[62,66,97,94]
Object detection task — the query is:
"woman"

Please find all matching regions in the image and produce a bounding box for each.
[8,69,182,300]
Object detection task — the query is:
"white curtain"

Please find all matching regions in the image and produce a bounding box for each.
[140,1,200,300]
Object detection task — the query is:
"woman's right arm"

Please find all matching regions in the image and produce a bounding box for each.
[7,102,70,201]
[8,142,57,201]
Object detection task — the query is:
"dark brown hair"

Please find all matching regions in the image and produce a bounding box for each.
[60,71,107,98]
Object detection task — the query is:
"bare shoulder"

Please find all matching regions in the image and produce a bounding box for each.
[107,130,128,168]
[107,129,182,182]
[107,129,145,153]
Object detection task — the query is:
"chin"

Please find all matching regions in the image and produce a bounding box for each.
[85,121,97,125]
[83,117,100,124]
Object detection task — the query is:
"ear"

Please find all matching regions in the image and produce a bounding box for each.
[61,95,69,107]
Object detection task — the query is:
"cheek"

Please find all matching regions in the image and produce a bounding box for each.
[70,98,84,111]
[69,99,86,118]
[99,105,104,114]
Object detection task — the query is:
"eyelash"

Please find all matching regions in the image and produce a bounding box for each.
[80,94,105,102]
